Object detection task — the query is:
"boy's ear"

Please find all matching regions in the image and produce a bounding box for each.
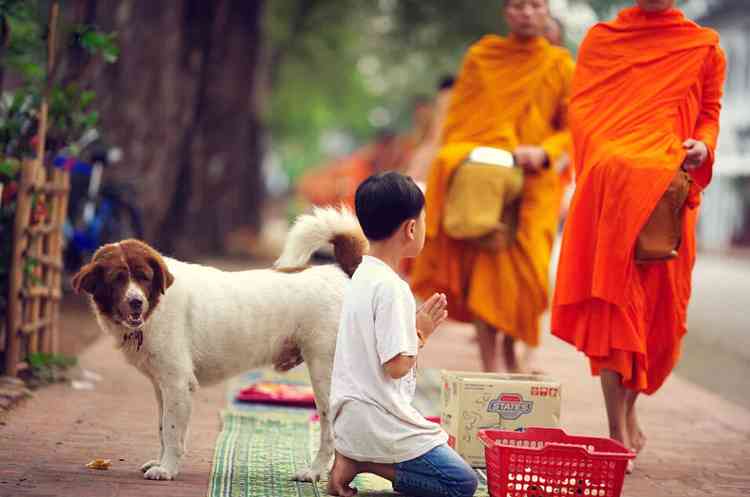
[405,219,417,240]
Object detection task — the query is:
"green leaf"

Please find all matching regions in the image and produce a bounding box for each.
[0,158,20,178]
[27,352,49,369]
[82,110,99,128]
[79,29,119,63]
[79,90,96,109]
[9,90,27,114]
[102,49,118,64]
[16,61,44,81]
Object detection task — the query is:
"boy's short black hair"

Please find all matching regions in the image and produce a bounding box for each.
[355,172,425,241]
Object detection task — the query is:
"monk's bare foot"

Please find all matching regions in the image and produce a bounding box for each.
[327,452,358,497]
[609,425,630,457]
[626,459,635,474]
[626,407,647,454]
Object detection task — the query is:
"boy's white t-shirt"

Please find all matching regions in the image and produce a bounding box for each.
[330,256,448,463]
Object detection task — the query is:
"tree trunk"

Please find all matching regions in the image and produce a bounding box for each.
[85,0,266,256]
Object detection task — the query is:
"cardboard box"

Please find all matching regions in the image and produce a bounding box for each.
[440,370,562,467]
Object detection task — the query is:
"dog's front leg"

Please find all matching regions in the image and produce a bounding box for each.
[143,380,193,481]
[140,378,165,474]
[293,355,334,482]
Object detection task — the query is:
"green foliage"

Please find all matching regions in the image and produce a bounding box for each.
[266,0,376,182]
[0,1,118,157]
[1,0,45,82]
[0,89,37,157]
[76,25,119,63]
[47,84,99,151]
[0,157,20,177]
[27,351,77,369]
[267,0,505,183]
[25,352,78,387]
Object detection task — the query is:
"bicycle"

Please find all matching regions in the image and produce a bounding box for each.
[58,144,144,288]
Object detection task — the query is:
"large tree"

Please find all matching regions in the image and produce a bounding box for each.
[77,0,266,256]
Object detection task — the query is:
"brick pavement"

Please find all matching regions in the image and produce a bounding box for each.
[1,298,749,497]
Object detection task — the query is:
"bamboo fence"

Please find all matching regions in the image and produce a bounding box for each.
[2,2,68,376]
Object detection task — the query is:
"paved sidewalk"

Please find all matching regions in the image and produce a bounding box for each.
[0,333,225,497]
[1,302,749,496]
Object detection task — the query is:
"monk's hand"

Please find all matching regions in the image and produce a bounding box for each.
[416,293,448,343]
[514,145,548,173]
[682,139,709,170]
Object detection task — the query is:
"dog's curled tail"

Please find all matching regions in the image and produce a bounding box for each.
[274,205,368,277]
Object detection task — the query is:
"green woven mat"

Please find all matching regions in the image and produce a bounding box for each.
[208,368,488,497]
[208,410,398,497]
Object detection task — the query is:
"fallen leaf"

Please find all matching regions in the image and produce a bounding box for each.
[86,459,112,470]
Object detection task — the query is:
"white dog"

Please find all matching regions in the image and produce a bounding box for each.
[72,207,367,481]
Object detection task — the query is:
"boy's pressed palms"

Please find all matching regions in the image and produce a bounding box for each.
[417,293,448,339]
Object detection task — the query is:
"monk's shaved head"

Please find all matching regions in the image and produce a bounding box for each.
[503,0,549,40]
[635,0,676,12]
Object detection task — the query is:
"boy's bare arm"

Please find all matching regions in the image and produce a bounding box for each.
[384,294,447,379]
[384,354,417,379]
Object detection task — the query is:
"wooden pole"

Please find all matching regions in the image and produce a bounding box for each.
[26,1,57,357]
[37,1,57,160]
[41,1,62,355]
[48,169,69,354]
[5,163,34,375]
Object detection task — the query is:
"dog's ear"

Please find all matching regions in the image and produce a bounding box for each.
[71,263,100,295]
[148,254,174,295]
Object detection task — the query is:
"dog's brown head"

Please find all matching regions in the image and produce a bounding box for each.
[72,239,174,329]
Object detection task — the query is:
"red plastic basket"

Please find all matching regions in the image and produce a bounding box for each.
[479,428,635,497]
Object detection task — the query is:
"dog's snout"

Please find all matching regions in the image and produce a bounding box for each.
[129,297,143,312]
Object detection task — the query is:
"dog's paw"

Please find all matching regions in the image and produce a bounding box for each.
[140,460,160,473]
[143,465,175,481]
[292,467,324,482]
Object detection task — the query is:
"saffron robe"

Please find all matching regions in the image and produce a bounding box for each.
[551,7,726,394]
[411,34,574,346]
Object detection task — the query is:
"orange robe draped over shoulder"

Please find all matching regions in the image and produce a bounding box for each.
[411,35,574,346]
[551,7,726,394]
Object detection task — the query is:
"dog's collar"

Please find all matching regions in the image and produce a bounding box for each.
[122,329,144,351]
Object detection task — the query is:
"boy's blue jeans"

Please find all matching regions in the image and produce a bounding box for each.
[393,444,478,497]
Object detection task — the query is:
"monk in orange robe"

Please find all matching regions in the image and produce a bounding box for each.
[551,0,726,464]
[297,131,401,210]
[411,0,573,372]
